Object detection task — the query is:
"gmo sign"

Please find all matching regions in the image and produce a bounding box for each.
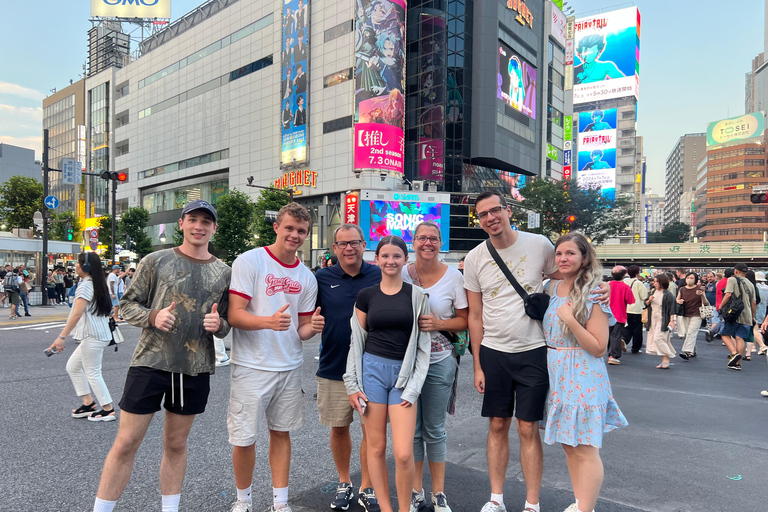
[91,0,170,18]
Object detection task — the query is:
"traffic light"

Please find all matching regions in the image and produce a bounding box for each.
[750,191,768,203]
[100,171,128,182]
[125,235,132,251]
[65,221,73,241]
[566,214,577,224]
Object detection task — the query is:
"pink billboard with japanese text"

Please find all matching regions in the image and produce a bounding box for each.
[354,0,406,174]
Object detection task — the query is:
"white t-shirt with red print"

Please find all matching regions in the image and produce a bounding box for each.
[229,246,318,371]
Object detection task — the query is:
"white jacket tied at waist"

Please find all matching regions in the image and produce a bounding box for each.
[343,285,432,405]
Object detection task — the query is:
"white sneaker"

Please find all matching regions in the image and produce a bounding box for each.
[410,489,426,512]
[563,504,577,512]
[216,355,231,367]
[480,502,506,512]
[432,492,452,512]
[271,505,292,512]
[230,499,252,512]
[761,390,768,397]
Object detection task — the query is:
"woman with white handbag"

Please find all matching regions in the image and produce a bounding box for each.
[675,272,710,361]
[46,252,117,422]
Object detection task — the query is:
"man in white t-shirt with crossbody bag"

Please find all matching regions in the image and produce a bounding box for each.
[227,203,324,512]
[464,190,609,512]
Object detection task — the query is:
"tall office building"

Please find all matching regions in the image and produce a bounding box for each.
[0,144,40,188]
[663,133,706,225]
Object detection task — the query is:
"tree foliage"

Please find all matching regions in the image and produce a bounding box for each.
[98,214,113,262]
[211,189,257,265]
[647,221,691,243]
[514,178,633,245]
[49,211,82,242]
[173,221,185,246]
[118,206,154,259]
[0,176,43,230]
[253,188,292,248]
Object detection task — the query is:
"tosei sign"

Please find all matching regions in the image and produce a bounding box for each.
[707,112,766,146]
[91,0,171,18]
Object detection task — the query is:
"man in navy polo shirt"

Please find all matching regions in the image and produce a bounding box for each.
[315,224,382,512]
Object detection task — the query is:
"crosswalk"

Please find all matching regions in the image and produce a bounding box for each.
[0,321,68,331]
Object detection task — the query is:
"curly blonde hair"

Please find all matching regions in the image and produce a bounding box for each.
[554,232,603,340]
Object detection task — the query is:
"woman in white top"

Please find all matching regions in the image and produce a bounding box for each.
[47,252,116,422]
[402,221,468,512]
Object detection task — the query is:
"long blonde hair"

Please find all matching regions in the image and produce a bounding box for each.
[554,232,603,339]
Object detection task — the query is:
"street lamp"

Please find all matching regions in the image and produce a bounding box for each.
[159,231,167,244]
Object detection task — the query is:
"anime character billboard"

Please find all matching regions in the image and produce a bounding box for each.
[573,6,640,104]
[281,0,310,168]
[417,14,446,180]
[497,40,537,119]
[354,0,407,174]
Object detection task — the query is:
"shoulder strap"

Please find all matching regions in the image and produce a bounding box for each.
[485,239,528,300]
[406,263,421,287]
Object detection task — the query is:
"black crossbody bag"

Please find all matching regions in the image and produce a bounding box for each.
[485,239,550,321]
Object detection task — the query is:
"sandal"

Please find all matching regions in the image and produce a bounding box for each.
[72,402,97,418]
[656,363,670,369]
[744,355,751,361]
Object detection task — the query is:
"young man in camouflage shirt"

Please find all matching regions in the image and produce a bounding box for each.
[92,200,231,512]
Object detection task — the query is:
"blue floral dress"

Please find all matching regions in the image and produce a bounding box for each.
[543,282,628,448]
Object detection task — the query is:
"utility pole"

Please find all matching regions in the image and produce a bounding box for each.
[245,176,294,201]
[41,129,49,306]
[111,179,117,265]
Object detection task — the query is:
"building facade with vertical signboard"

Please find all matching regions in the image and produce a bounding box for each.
[572,6,643,243]
[73,0,550,264]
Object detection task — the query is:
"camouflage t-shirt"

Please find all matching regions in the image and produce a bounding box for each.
[120,247,231,376]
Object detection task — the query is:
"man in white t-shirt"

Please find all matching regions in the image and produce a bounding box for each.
[227,203,324,512]
[107,266,121,322]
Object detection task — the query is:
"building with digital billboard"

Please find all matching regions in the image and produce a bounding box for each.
[68,0,551,264]
[572,6,643,243]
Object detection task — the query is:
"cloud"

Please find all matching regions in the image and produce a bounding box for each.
[0,135,42,159]
[0,104,43,120]
[0,82,45,101]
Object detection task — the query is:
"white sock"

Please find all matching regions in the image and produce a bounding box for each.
[490,493,504,507]
[273,486,289,508]
[525,501,540,512]
[161,494,181,512]
[237,485,252,504]
[93,497,117,512]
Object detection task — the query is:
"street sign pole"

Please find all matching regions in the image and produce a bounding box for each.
[41,129,49,306]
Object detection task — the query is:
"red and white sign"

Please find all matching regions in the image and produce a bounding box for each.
[345,192,360,225]
[563,165,572,180]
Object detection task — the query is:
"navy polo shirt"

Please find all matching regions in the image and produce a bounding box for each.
[315,261,381,380]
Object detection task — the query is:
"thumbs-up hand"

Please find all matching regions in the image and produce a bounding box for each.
[311,306,325,333]
[203,303,221,333]
[155,302,177,332]
[271,303,292,331]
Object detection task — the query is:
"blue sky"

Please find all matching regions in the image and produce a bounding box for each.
[0,0,763,196]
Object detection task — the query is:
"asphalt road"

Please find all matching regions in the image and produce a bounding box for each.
[0,308,766,512]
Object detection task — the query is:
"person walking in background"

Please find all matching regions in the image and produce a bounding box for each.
[607,266,634,365]
[314,224,382,512]
[623,265,647,354]
[47,271,58,305]
[0,264,7,308]
[543,233,627,512]
[644,274,677,369]
[54,267,66,305]
[107,266,122,322]
[402,221,468,512]
[754,272,768,356]
[720,263,756,370]
[47,252,115,422]
[18,268,31,316]
[676,273,709,361]
[344,235,431,512]
[4,267,21,319]
[744,270,765,358]
[705,272,722,342]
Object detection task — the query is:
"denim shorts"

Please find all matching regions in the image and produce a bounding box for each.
[721,322,751,339]
[362,352,404,405]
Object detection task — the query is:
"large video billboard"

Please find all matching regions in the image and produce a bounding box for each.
[416,14,446,181]
[577,108,616,200]
[707,112,766,146]
[281,0,310,168]
[353,0,407,175]
[359,191,450,252]
[573,6,640,104]
[497,40,537,119]
[91,0,171,18]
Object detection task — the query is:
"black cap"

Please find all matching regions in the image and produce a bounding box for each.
[734,262,749,272]
[182,200,217,222]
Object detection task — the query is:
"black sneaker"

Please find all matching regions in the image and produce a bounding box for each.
[358,487,381,512]
[705,330,712,342]
[679,352,689,360]
[330,483,353,510]
[727,353,743,368]
[729,363,742,371]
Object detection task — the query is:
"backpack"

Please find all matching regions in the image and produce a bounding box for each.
[3,273,19,293]
[720,277,746,323]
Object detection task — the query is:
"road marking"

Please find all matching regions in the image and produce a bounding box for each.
[30,323,67,330]
[0,322,67,331]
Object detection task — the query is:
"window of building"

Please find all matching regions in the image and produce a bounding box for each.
[325,20,353,42]
[324,68,353,88]
[323,116,353,134]
[115,140,129,157]
[115,81,129,99]
[137,149,229,180]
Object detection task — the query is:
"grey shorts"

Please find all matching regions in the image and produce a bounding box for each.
[227,364,305,446]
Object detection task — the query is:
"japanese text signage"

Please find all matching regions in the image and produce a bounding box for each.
[345,192,360,224]
[573,7,640,104]
[550,4,567,47]
[61,158,82,186]
[706,112,765,146]
[353,0,406,175]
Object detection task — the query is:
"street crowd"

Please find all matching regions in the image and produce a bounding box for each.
[37,191,766,512]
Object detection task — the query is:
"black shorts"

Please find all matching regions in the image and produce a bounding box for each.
[119,366,210,416]
[479,345,548,422]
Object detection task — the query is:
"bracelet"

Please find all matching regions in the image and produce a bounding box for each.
[58,335,66,340]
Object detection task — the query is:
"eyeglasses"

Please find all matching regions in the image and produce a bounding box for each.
[476,205,505,220]
[415,235,440,244]
[334,240,363,248]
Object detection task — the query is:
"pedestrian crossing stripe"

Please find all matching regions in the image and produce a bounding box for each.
[0,321,67,331]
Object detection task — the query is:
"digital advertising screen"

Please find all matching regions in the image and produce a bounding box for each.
[354,0,407,174]
[497,40,537,119]
[573,6,640,104]
[416,14,446,181]
[359,196,450,252]
[281,0,310,168]
[577,108,616,200]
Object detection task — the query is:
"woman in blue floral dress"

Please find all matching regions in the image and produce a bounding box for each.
[543,233,628,512]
